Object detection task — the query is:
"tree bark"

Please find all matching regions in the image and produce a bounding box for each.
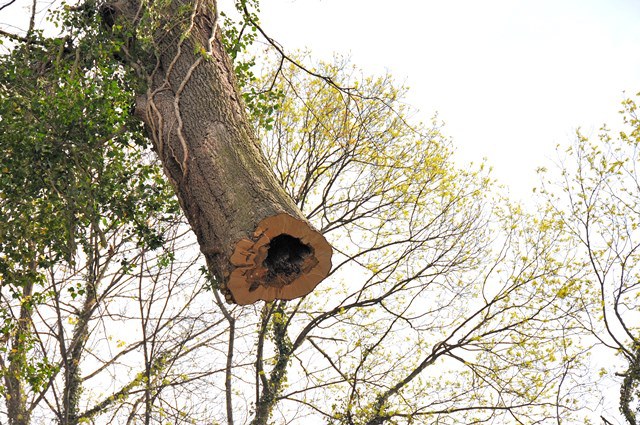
[4,255,36,425]
[62,272,98,425]
[113,0,331,304]
[5,284,32,425]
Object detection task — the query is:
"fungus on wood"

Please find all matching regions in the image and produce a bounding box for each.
[108,0,332,304]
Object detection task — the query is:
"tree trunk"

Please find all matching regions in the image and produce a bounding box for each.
[5,282,33,425]
[62,274,98,425]
[113,0,331,304]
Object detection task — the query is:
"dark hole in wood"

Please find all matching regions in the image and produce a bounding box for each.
[263,234,312,282]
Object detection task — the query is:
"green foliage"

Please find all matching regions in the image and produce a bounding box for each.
[219,0,284,131]
[0,4,178,397]
[220,0,260,63]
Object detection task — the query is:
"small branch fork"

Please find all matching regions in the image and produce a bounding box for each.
[237,1,354,95]
[0,0,37,42]
[234,0,433,144]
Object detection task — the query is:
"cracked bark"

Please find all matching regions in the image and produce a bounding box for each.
[113,0,332,304]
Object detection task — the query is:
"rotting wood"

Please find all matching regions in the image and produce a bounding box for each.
[228,213,332,305]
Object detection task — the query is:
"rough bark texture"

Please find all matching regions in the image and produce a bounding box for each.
[5,282,32,425]
[117,0,331,304]
[62,279,98,425]
[228,214,331,304]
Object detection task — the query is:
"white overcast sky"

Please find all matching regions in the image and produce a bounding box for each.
[247,0,640,197]
[3,0,640,196]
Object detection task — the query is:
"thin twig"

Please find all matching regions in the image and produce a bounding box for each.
[239,1,354,94]
[0,0,17,13]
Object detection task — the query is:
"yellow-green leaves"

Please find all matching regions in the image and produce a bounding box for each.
[540,94,640,423]
[236,54,596,424]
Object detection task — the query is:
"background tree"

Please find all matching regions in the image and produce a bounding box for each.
[211,56,595,425]
[540,94,640,424]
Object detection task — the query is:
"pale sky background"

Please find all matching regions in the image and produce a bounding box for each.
[3,0,640,196]
[242,0,640,198]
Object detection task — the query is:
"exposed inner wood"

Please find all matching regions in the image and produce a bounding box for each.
[226,213,332,305]
[261,234,315,287]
